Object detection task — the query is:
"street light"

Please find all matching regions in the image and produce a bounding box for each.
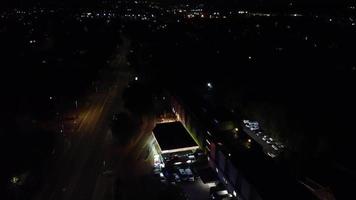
[207,82,213,89]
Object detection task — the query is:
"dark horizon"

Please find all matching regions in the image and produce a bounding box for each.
[0,0,354,8]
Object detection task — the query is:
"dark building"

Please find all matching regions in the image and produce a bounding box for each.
[153,122,199,154]
[170,94,317,200]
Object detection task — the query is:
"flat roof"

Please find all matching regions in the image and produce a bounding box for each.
[153,122,197,151]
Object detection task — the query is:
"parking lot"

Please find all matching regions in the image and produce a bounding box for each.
[242,120,286,158]
[152,150,219,199]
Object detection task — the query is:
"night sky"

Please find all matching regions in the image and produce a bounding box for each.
[0,0,353,8]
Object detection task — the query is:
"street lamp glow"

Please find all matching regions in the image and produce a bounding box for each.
[207,82,213,89]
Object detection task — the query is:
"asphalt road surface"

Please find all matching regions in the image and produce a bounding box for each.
[34,71,129,200]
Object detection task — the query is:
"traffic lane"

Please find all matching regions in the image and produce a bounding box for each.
[35,90,113,200]
[56,88,115,199]
[35,72,128,200]
[63,93,115,200]
[57,78,127,200]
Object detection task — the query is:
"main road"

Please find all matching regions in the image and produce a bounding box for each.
[34,70,129,200]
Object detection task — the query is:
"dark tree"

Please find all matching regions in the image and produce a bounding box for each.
[111,112,136,146]
[122,83,154,116]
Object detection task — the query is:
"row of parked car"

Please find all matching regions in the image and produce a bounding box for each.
[154,152,200,184]
[160,166,195,184]
[242,120,286,156]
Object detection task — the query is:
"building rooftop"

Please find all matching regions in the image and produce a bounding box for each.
[153,122,198,152]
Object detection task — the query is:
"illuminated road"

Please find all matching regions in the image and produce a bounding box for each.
[34,71,129,200]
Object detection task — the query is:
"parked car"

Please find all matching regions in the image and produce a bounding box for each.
[172,173,181,183]
[210,186,233,200]
[272,145,279,151]
[178,167,195,182]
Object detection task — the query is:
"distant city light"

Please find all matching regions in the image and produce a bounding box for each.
[10,176,19,184]
[207,82,213,89]
[134,76,138,81]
